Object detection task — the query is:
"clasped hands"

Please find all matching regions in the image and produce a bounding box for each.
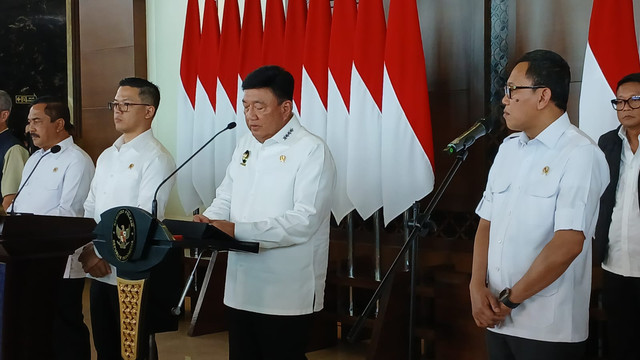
[469,284,513,328]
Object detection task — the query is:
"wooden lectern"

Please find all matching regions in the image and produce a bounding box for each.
[94,207,258,360]
[0,213,96,360]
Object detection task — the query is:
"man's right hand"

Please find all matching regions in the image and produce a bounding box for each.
[78,243,112,278]
[469,283,508,328]
[193,214,212,223]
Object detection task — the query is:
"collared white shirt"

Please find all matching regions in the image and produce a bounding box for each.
[476,113,609,342]
[84,129,176,285]
[10,136,95,278]
[603,126,640,277]
[203,116,336,316]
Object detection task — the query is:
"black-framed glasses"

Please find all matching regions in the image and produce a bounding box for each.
[107,101,151,112]
[504,84,546,99]
[611,96,640,111]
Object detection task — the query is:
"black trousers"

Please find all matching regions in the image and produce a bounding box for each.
[53,278,91,360]
[90,280,123,360]
[602,269,640,360]
[226,306,313,360]
[486,330,586,360]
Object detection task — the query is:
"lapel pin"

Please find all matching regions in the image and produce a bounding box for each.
[129,163,134,169]
[53,167,58,173]
[280,155,286,163]
[241,150,250,166]
[542,166,549,175]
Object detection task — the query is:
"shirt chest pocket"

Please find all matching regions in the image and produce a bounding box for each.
[42,168,65,191]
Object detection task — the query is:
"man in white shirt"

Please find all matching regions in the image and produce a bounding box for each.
[195,65,336,360]
[10,96,94,359]
[0,90,29,210]
[79,78,176,360]
[595,72,640,360]
[469,50,609,359]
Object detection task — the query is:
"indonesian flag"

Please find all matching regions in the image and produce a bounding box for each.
[382,0,434,225]
[176,0,202,214]
[346,0,385,219]
[262,0,285,66]
[283,0,307,117]
[192,0,220,206]
[214,0,241,189]
[579,0,640,142]
[326,0,356,224]
[236,0,263,142]
[300,0,331,140]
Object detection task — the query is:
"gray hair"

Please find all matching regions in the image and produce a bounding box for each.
[0,91,11,112]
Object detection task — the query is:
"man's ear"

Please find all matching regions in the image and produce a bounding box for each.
[55,118,65,132]
[537,88,552,110]
[145,105,156,120]
[281,100,293,118]
[0,110,9,123]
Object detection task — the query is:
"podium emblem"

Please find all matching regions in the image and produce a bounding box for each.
[112,208,136,261]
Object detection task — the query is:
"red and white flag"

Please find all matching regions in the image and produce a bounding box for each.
[347,0,386,219]
[283,0,307,117]
[262,0,285,66]
[192,0,220,206]
[176,0,202,214]
[300,0,331,140]
[579,0,640,142]
[215,0,241,189]
[326,0,356,224]
[382,0,434,225]
[236,0,263,141]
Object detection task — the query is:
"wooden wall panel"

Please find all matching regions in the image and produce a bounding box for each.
[77,0,146,161]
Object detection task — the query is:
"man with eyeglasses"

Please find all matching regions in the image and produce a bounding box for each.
[78,77,177,359]
[594,72,640,360]
[469,49,609,359]
[0,90,29,211]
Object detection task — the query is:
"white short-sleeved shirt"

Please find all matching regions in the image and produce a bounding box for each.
[10,136,95,278]
[84,129,176,285]
[203,116,336,316]
[476,113,609,342]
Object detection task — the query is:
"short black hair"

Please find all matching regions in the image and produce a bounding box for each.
[242,65,294,103]
[31,96,73,132]
[515,49,571,111]
[616,72,640,91]
[118,77,161,112]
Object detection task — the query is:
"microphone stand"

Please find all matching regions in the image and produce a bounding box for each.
[346,149,470,359]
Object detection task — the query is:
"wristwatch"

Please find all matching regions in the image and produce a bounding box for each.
[498,287,521,309]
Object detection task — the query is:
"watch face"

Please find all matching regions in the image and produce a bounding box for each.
[499,288,510,301]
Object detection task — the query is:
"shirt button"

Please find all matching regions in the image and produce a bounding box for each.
[496,267,500,272]
[498,239,502,244]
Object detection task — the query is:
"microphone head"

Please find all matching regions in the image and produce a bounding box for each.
[50,145,61,154]
[227,122,237,129]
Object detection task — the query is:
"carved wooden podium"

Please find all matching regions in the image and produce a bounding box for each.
[0,213,96,360]
[94,207,258,360]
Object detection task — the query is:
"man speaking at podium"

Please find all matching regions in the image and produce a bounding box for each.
[194,65,336,360]
[10,96,95,359]
[80,78,176,359]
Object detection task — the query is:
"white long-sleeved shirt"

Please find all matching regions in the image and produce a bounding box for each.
[203,116,336,316]
[476,113,609,342]
[84,129,176,285]
[603,126,640,277]
[11,136,95,278]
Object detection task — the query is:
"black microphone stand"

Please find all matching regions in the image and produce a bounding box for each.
[346,149,469,359]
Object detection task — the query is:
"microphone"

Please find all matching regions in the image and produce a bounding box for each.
[443,117,494,154]
[9,145,62,215]
[151,122,237,218]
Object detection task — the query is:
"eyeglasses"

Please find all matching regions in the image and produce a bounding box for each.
[504,84,546,99]
[107,101,151,112]
[611,96,640,111]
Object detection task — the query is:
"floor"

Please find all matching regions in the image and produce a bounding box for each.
[82,280,367,360]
